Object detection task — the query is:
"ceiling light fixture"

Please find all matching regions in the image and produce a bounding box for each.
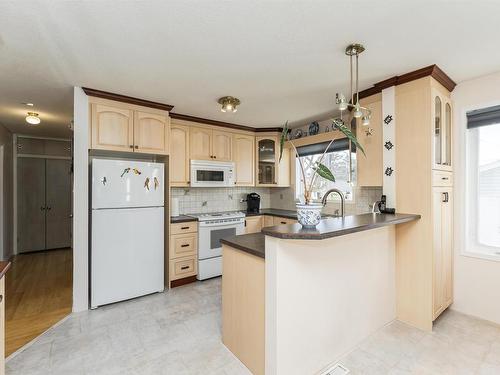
[25,112,41,125]
[336,43,372,130]
[218,96,240,113]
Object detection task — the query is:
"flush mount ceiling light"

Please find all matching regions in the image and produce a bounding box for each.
[336,43,372,130]
[25,112,41,125]
[218,96,240,113]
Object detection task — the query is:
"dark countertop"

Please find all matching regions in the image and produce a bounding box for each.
[221,233,266,259]
[0,261,11,279]
[221,213,420,258]
[170,215,198,224]
[262,213,420,240]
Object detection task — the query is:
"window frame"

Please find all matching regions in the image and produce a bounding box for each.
[463,105,500,262]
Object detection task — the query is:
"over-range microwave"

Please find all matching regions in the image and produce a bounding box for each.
[190,160,235,187]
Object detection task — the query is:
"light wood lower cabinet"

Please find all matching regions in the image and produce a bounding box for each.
[169,222,198,283]
[263,215,274,228]
[245,216,263,234]
[222,245,265,375]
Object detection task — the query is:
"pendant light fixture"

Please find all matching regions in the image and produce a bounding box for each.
[336,43,372,131]
[25,112,41,125]
[218,96,240,113]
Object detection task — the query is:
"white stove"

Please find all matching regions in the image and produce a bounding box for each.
[191,212,246,280]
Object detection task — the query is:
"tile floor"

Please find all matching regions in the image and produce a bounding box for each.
[6,277,500,375]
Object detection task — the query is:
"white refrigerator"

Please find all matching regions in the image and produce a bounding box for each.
[91,158,164,308]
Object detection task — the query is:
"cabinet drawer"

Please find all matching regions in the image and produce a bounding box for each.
[432,171,453,186]
[273,216,297,226]
[170,256,197,281]
[170,233,197,260]
[171,222,198,235]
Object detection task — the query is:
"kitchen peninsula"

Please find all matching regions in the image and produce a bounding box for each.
[221,213,420,375]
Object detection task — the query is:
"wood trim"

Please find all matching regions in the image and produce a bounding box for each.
[82,87,174,112]
[358,64,456,100]
[170,112,282,133]
[170,275,197,288]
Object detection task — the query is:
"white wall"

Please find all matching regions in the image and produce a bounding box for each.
[452,71,500,324]
[0,124,13,261]
[73,87,89,312]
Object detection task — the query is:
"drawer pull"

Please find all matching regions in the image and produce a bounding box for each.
[0,295,3,303]
[181,226,189,230]
[281,221,286,224]
[441,177,449,180]
[180,244,190,248]
[181,266,190,270]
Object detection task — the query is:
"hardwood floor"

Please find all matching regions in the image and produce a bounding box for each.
[5,248,72,356]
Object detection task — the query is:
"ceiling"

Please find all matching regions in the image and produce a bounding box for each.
[1,1,500,138]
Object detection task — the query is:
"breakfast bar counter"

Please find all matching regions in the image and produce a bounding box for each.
[221,213,420,375]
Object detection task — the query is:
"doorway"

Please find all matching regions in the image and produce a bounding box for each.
[6,135,73,356]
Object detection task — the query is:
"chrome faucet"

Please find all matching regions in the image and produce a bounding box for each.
[321,188,345,217]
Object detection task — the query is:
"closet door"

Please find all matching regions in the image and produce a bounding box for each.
[18,158,46,253]
[46,159,72,249]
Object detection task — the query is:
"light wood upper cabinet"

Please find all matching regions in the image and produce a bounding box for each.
[256,134,290,187]
[91,104,134,152]
[233,134,255,186]
[189,127,212,160]
[432,90,452,172]
[170,124,190,186]
[90,100,170,154]
[212,131,232,161]
[134,111,170,155]
[357,94,383,187]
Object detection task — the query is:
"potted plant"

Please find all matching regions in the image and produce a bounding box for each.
[279,119,365,228]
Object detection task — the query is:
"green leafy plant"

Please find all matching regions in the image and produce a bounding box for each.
[279,119,365,205]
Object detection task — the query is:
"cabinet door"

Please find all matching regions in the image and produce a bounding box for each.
[432,188,444,319]
[170,124,190,186]
[432,95,443,169]
[212,130,232,161]
[234,134,255,186]
[443,100,453,170]
[256,137,277,186]
[245,216,263,234]
[358,95,383,186]
[263,215,274,227]
[189,127,212,160]
[134,111,170,155]
[91,104,134,152]
[442,189,453,307]
[277,146,291,187]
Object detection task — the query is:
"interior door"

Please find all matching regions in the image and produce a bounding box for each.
[46,159,72,249]
[18,158,46,253]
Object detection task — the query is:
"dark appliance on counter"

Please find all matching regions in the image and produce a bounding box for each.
[246,193,261,214]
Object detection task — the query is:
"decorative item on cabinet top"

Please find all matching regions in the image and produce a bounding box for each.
[308,121,320,136]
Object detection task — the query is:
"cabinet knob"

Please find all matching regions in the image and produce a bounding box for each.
[134,145,139,149]
[129,145,134,149]
[0,295,3,303]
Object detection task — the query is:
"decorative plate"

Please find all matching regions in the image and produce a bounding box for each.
[308,121,320,136]
[293,129,304,139]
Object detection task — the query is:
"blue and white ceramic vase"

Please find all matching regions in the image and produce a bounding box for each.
[296,203,323,228]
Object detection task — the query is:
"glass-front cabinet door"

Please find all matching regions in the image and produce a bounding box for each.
[443,101,452,168]
[432,93,453,171]
[433,96,443,168]
[257,137,277,185]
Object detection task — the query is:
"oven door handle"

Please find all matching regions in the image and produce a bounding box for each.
[199,221,245,228]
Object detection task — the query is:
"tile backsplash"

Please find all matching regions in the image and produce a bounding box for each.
[171,185,381,216]
[269,186,383,215]
[171,187,271,214]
